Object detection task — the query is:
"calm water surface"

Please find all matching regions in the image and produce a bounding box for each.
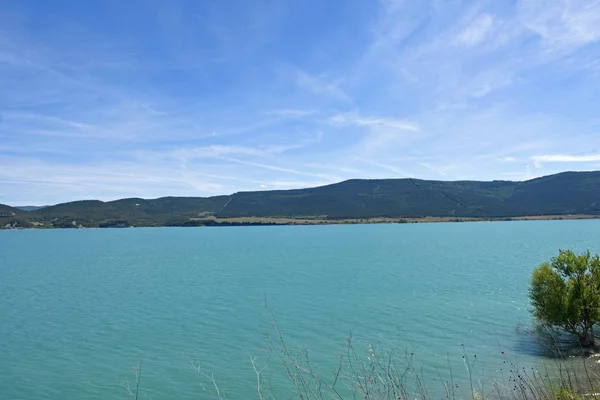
[2,221,600,399]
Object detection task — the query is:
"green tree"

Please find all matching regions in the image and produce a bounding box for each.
[529,250,600,347]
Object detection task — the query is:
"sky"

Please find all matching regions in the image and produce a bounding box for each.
[1,0,600,205]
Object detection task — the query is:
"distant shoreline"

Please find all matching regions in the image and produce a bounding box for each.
[4,171,600,229]
[3,214,600,230]
[190,214,600,225]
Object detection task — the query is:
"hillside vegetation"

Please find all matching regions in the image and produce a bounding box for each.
[0,204,22,215]
[2,171,600,228]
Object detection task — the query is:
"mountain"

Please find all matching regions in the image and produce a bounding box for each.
[15,206,48,211]
[218,171,600,219]
[0,204,22,215]
[4,171,600,228]
[0,204,30,228]
[26,196,230,228]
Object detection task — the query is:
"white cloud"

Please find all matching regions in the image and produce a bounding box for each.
[532,153,600,167]
[220,157,340,181]
[260,132,323,154]
[328,113,422,160]
[261,180,331,189]
[5,112,95,130]
[169,145,265,160]
[265,109,315,117]
[501,169,540,181]
[519,0,600,50]
[294,69,351,102]
[329,113,420,132]
[468,73,514,98]
[420,162,448,176]
[455,14,494,46]
[356,158,413,177]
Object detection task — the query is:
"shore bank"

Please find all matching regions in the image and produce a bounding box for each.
[3,214,600,229]
[194,214,600,226]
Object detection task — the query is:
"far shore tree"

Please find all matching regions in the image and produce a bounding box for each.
[529,249,600,347]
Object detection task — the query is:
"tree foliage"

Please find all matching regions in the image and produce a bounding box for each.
[529,250,600,346]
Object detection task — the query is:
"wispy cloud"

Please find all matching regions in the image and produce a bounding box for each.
[265,109,315,118]
[420,162,448,176]
[221,157,339,181]
[356,158,413,178]
[455,14,494,47]
[518,0,600,50]
[2,0,600,204]
[293,69,352,102]
[329,113,420,132]
[532,154,600,168]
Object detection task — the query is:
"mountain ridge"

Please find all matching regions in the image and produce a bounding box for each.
[3,171,600,228]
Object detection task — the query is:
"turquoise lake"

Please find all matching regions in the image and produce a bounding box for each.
[2,220,600,399]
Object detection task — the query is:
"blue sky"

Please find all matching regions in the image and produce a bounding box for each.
[2,0,600,205]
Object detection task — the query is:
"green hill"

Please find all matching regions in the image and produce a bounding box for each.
[27,196,230,227]
[0,203,31,228]
[5,171,600,228]
[15,206,48,211]
[218,178,512,218]
[217,171,600,219]
[0,204,22,216]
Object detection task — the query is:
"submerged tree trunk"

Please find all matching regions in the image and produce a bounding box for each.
[577,327,595,347]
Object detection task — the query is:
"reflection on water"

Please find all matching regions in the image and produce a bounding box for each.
[479,324,600,399]
[514,322,600,359]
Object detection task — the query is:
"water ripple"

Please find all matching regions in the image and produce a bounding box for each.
[2,221,600,398]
